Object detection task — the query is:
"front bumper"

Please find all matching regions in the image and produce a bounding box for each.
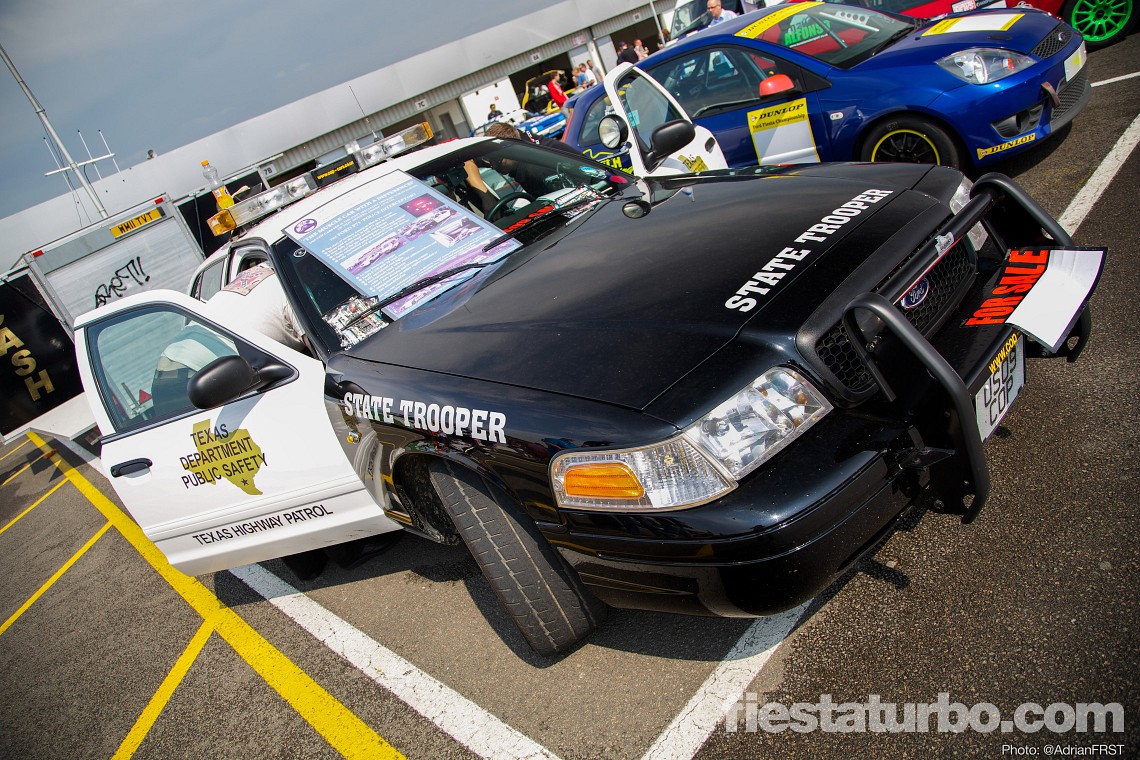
[546,173,1096,618]
[932,26,1091,165]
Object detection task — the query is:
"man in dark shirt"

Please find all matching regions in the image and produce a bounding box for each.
[616,41,639,65]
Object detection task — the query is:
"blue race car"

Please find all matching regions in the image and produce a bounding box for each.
[563,3,1090,170]
[518,109,567,140]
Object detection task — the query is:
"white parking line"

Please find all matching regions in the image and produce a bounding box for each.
[640,604,807,760]
[1091,70,1140,87]
[233,75,1137,760]
[229,563,562,760]
[640,82,1140,760]
[1059,112,1140,235]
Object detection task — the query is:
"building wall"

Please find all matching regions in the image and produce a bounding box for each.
[1,0,663,269]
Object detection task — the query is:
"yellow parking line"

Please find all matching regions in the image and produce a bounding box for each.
[0,438,31,462]
[114,620,215,759]
[1,447,52,487]
[1,461,33,488]
[0,521,112,637]
[27,432,402,760]
[0,480,65,537]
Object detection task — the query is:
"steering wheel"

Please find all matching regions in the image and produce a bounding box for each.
[487,191,537,222]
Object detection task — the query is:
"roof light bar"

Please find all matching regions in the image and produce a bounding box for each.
[205,122,433,236]
[207,174,316,235]
[355,122,434,169]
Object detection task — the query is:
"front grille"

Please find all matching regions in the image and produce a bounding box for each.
[816,243,975,394]
[817,323,874,392]
[1052,69,1089,124]
[1031,24,1074,59]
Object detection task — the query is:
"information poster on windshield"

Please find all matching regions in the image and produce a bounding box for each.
[283,170,518,319]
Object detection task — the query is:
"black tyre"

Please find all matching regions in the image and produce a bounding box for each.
[428,460,606,656]
[1062,0,1136,50]
[859,115,961,168]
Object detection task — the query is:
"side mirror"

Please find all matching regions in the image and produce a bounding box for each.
[598,114,629,149]
[759,74,797,98]
[187,355,292,409]
[645,120,696,166]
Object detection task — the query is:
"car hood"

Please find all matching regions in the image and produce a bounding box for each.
[347,168,931,410]
[874,8,1065,60]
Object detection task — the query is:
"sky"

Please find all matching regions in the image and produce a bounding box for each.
[0,0,556,220]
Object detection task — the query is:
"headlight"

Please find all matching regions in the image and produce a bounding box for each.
[683,368,832,481]
[550,368,831,512]
[551,437,734,511]
[937,48,1035,84]
[949,176,989,251]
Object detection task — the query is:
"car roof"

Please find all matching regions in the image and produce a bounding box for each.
[239,137,492,242]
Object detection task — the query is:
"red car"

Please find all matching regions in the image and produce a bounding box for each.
[812,0,1135,49]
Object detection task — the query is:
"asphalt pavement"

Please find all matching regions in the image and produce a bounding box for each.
[1,32,1137,760]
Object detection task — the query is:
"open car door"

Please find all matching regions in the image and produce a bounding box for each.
[74,290,400,575]
[600,62,727,177]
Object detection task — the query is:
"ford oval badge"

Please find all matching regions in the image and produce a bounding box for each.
[901,278,931,310]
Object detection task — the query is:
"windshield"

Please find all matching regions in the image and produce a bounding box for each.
[737,3,914,68]
[271,140,628,352]
[670,0,708,38]
[408,140,625,225]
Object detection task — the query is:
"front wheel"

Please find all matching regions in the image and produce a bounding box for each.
[859,115,961,169]
[1062,0,1136,50]
[428,460,606,656]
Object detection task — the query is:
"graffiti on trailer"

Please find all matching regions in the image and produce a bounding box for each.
[93,257,150,307]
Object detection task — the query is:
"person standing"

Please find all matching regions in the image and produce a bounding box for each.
[616,41,639,65]
[633,39,650,60]
[707,0,738,26]
[547,72,568,112]
[577,63,597,88]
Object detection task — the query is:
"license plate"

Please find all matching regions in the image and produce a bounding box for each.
[110,208,163,238]
[1064,42,1086,82]
[974,334,1025,442]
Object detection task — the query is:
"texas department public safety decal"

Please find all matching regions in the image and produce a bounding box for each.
[179,420,267,494]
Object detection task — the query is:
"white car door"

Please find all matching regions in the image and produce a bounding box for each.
[601,62,727,176]
[75,290,400,576]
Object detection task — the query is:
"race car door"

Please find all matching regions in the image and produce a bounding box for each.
[642,43,831,167]
[75,290,399,576]
[602,63,727,177]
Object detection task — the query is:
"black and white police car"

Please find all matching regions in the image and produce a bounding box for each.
[74,69,1104,656]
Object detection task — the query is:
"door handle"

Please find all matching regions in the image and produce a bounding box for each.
[110,458,152,477]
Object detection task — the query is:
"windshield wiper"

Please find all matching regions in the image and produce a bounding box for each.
[481,195,607,252]
[871,25,916,55]
[342,197,609,331]
[341,260,500,330]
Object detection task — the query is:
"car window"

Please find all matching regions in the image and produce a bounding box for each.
[613,70,687,153]
[192,259,227,301]
[648,46,804,119]
[743,4,913,68]
[578,93,616,145]
[235,251,268,274]
[86,305,245,431]
[273,142,628,353]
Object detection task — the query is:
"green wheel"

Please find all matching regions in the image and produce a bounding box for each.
[1063,0,1137,49]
